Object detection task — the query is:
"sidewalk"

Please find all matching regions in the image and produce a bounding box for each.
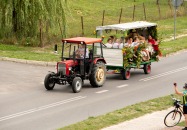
[102,107,184,130]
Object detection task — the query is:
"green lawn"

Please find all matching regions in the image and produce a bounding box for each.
[58,95,182,130]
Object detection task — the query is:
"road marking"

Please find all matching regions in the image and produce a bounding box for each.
[0,96,86,122]
[140,66,187,81]
[96,90,109,94]
[116,84,128,88]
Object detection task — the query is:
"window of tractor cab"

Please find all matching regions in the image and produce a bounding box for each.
[63,43,79,58]
[92,42,102,57]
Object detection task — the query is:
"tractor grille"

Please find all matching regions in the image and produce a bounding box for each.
[58,63,66,75]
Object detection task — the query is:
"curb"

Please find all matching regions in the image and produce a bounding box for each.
[0,57,56,67]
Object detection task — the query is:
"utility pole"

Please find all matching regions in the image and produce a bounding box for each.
[172,0,183,40]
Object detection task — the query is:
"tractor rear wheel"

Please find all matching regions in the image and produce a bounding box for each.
[89,61,106,87]
[44,73,55,90]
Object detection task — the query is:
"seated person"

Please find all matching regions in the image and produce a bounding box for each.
[75,44,89,58]
[112,38,120,48]
[109,35,116,43]
[131,36,140,48]
[119,43,124,49]
[128,29,145,43]
[123,37,133,47]
[148,35,161,56]
[119,37,125,49]
[105,38,113,48]
[132,37,150,61]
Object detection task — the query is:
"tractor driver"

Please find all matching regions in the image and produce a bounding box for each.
[75,44,89,59]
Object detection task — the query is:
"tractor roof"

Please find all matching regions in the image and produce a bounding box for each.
[62,37,102,44]
[96,21,157,31]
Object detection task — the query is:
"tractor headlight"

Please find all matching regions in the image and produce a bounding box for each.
[69,67,72,71]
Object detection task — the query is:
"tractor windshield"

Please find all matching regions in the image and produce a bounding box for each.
[63,43,79,59]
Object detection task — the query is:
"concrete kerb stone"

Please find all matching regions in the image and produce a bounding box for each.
[47,62,56,66]
[0,57,56,67]
[1,57,26,64]
[26,60,47,66]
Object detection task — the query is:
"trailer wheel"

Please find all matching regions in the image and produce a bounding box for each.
[72,77,82,93]
[121,69,130,80]
[44,73,55,90]
[144,64,151,74]
[89,61,106,87]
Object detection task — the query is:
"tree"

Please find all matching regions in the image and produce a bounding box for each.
[0,0,68,45]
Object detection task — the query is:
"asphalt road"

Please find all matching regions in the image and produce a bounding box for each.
[0,50,187,130]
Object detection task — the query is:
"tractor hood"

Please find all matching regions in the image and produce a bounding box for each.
[58,60,78,67]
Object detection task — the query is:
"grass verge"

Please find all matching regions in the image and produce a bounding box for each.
[1,16,187,61]
[1,35,187,62]
[58,95,181,130]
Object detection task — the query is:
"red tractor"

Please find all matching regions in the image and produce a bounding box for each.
[44,37,106,93]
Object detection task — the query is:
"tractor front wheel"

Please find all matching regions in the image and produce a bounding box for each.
[72,77,82,93]
[44,73,55,90]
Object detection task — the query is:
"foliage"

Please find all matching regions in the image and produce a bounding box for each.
[148,26,158,40]
[0,0,68,46]
[122,47,134,67]
[1,0,186,46]
[122,42,149,68]
[135,42,148,67]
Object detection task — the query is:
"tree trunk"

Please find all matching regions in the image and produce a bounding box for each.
[12,0,18,33]
[1,6,6,29]
[156,0,159,5]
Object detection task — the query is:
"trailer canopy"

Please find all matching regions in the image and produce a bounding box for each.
[96,21,157,31]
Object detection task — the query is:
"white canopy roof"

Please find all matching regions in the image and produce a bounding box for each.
[96,21,157,31]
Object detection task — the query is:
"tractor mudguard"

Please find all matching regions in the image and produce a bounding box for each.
[93,58,106,64]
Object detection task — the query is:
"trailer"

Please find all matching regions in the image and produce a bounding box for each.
[96,21,159,80]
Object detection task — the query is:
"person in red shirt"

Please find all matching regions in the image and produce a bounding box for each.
[148,35,162,56]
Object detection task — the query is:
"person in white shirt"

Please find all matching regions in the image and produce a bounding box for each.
[105,38,113,48]
[112,38,120,48]
[123,37,133,47]
[75,44,89,58]
[131,36,140,48]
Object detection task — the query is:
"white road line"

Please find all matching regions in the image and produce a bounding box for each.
[96,90,109,94]
[140,66,187,81]
[0,96,86,122]
[116,84,128,88]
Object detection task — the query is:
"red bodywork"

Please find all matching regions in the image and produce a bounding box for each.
[57,60,78,76]
[62,37,102,44]
[93,58,106,64]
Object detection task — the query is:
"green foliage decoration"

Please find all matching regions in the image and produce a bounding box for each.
[148,26,158,40]
[122,47,134,68]
[122,42,149,68]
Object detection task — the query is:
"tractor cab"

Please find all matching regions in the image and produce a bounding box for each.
[61,37,105,75]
